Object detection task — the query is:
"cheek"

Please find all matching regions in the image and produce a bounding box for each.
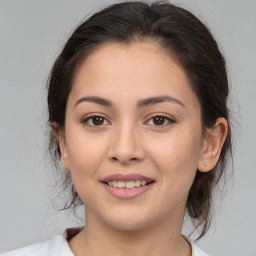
[65,130,110,203]
[147,128,202,187]
[65,128,109,179]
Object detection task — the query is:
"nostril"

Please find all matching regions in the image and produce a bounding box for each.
[110,156,139,164]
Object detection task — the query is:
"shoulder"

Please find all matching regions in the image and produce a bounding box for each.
[191,242,210,256]
[1,235,74,256]
[183,236,210,256]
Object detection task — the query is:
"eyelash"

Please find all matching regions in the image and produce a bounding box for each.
[81,114,175,128]
[146,114,175,127]
[82,115,110,127]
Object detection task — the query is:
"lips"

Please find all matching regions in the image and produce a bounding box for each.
[101,173,154,183]
[101,173,155,199]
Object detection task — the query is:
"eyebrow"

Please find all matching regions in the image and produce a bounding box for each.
[74,95,185,109]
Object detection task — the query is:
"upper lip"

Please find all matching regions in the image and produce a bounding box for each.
[101,173,155,183]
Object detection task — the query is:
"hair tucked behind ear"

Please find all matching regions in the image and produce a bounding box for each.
[47,0,232,239]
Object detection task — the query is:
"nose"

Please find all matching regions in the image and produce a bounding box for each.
[108,122,145,165]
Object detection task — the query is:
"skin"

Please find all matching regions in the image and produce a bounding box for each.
[54,41,228,256]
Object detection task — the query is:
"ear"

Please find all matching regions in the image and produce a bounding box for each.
[198,117,228,172]
[52,122,70,171]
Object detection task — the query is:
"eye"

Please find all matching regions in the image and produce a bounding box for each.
[145,114,175,127]
[82,115,110,127]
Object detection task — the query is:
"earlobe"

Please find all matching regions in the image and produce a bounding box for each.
[198,117,228,172]
[52,122,70,170]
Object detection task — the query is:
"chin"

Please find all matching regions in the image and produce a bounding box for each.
[108,220,150,232]
[102,209,156,232]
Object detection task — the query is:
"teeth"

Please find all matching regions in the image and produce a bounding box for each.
[113,181,118,187]
[141,180,146,186]
[107,180,150,188]
[134,180,140,187]
[117,181,125,188]
[126,181,135,189]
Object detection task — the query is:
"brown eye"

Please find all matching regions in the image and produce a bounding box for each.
[153,116,165,125]
[82,115,110,127]
[92,116,104,125]
[146,115,174,127]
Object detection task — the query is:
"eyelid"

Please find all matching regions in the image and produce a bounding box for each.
[81,113,175,128]
[81,114,111,127]
[144,113,175,127]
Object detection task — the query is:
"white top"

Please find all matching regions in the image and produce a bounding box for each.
[1,229,210,256]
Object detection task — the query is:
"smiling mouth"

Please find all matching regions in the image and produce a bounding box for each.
[101,174,155,199]
[103,180,154,189]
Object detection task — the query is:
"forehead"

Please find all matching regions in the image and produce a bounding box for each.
[75,41,182,83]
[70,41,200,111]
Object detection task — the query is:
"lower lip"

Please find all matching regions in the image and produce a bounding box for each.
[102,182,154,199]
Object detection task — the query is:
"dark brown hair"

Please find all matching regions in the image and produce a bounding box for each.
[47,0,232,239]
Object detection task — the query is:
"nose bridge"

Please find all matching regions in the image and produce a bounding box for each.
[108,119,144,164]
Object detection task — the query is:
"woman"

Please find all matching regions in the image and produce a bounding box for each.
[2,1,231,255]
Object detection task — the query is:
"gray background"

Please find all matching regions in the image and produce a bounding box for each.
[0,0,255,255]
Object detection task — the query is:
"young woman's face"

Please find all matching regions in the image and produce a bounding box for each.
[60,41,206,231]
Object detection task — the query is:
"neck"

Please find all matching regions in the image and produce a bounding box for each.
[68,209,191,256]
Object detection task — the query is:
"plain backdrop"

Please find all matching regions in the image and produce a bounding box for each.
[0,0,255,255]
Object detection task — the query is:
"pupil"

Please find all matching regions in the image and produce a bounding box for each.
[153,116,164,125]
[93,117,104,125]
